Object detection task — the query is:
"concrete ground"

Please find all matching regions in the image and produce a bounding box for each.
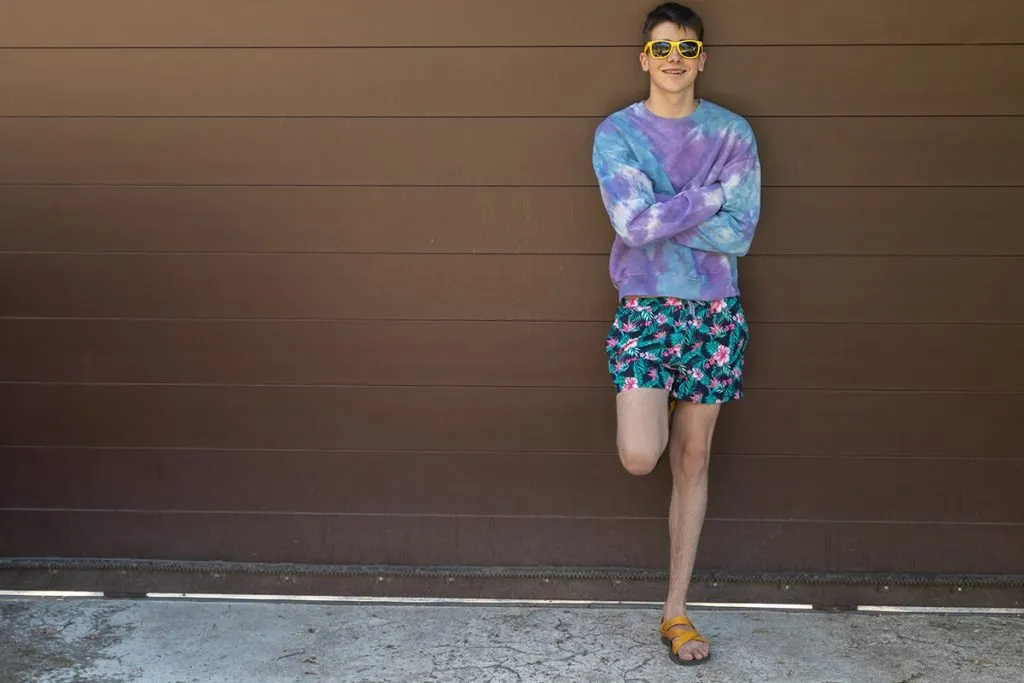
[0,597,1021,683]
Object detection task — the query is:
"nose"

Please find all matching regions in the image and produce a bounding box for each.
[667,47,684,62]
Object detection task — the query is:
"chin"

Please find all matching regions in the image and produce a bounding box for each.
[654,80,696,95]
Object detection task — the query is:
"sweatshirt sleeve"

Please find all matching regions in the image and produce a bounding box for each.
[592,121,725,249]
[671,128,761,256]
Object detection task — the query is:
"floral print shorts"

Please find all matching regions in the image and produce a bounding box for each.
[605,296,748,404]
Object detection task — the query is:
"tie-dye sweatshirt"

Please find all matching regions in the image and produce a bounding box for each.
[592,99,761,302]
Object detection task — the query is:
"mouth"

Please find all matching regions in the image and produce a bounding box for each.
[662,68,687,76]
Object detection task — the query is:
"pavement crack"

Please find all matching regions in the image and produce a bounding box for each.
[621,653,657,681]
[429,663,524,681]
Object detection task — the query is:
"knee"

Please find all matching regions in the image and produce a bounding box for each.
[672,443,709,480]
[618,446,661,476]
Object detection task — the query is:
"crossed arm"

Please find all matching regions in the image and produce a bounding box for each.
[592,122,761,255]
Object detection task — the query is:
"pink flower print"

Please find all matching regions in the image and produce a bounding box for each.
[654,331,667,341]
[606,337,618,349]
[665,377,675,391]
[667,344,683,357]
[621,321,638,333]
[689,392,704,402]
[665,298,683,307]
[623,377,639,391]
[710,299,726,314]
[732,367,742,378]
[691,368,705,382]
[735,312,745,325]
[625,298,639,309]
[656,313,669,325]
[646,367,659,381]
[710,344,731,367]
[708,324,724,336]
[621,338,639,355]
[710,378,723,390]
[614,361,627,372]
[691,342,702,352]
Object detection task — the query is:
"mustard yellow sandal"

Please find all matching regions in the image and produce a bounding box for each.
[660,616,711,666]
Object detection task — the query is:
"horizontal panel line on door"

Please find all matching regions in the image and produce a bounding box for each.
[6,43,1024,49]
[5,114,1024,120]
[3,251,1024,258]
[2,508,1020,527]
[0,380,1021,396]
[2,446,1015,462]
[3,316,1023,327]
[3,184,1023,190]
[2,445,1018,461]
[4,319,1018,328]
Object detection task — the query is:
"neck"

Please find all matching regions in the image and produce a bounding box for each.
[645,87,698,119]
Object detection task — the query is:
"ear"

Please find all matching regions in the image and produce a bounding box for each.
[639,51,650,73]
[697,51,707,72]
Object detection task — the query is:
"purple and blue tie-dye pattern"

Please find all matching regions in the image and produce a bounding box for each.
[592,100,761,302]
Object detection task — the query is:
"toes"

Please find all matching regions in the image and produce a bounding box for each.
[681,644,703,661]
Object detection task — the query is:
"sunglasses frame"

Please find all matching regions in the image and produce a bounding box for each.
[643,39,704,60]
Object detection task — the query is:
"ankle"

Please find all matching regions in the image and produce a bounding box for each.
[662,603,688,618]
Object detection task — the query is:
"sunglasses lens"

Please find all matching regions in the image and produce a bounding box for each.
[680,41,700,58]
[650,41,672,58]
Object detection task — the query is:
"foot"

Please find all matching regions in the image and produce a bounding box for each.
[660,615,710,665]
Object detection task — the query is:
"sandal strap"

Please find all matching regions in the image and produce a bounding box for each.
[660,616,694,633]
[660,616,707,651]
[669,629,705,654]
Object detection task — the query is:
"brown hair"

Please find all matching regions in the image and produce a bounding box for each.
[642,3,705,43]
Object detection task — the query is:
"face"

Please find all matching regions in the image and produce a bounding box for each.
[640,22,706,96]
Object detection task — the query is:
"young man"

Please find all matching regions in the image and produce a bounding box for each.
[591,2,761,666]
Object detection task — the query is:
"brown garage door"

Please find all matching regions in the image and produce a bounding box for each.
[2,1,1023,606]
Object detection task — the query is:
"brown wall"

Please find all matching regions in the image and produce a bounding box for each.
[1,1,1023,580]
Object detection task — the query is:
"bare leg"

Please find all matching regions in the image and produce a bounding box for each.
[614,388,671,476]
[662,401,720,662]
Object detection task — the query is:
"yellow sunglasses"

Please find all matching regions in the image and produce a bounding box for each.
[643,39,703,60]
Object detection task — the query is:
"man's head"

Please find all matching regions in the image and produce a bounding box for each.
[640,3,706,96]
